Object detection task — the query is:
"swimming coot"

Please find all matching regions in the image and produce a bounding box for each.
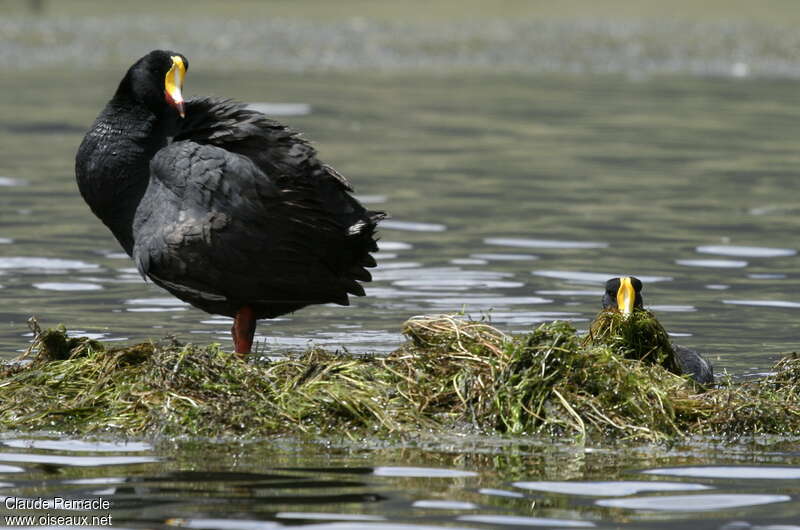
[76,50,384,354]
[602,276,714,384]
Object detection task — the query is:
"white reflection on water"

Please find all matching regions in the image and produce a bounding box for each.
[533,270,671,283]
[0,453,158,466]
[420,296,552,308]
[167,519,281,529]
[64,477,127,485]
[375,266,513,283]
[274,521,476,530]
[676,259,748,268]
[277,512,386,521]
[246,102,311,116]
[648,304,697,312]
[485,238,608,249]
[696,245,796,258]
[376,262,422,270]
[362,287,462,299]
[126,297,190,306]
[477,488,525,498]
[127,307,188,312]
[104,252,130,259]
[458,514,595,527]
[486,311,582,325]
[354,194,388,204]
[723,300,800,309]
[0,177,25,186]
[450,258,488,265]
[394,279,524,290]
[413,500,479,510]
[642,465,800,479]
[2,439,152,452]
[513,480,711,496]
[246,330,404,354]
[381,220,447,232]
[33,282,103,291]
[378,241,413,251]
[373,466,478,478]
[471,253,538,261]
[0,257,99,271]
[596,493,790,512]
[536,289,603,296]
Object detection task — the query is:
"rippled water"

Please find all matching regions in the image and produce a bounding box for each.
[1,436,800,528]
[3,16,800,526]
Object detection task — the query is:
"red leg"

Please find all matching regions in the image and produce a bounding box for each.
[231,305,256,355]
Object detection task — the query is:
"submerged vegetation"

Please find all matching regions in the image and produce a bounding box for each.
[0,312,798,441]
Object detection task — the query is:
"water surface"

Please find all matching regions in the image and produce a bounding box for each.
[1,435,800,528]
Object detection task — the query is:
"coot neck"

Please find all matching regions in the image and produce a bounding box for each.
[75,95,178,254]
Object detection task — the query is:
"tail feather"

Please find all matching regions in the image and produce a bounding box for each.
[342,279,366,297]
[359,254,377,268]
[341,209,384,295]
[348,266,372,282]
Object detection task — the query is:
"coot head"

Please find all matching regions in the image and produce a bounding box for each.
[115,50,189,118]
[602,276,643,316]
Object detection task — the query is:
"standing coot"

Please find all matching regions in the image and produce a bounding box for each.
[76,50,384,354]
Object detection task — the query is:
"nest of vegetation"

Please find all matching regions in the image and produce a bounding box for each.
[1,311,798,441]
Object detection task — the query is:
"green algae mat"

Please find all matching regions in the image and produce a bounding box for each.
[1,311,798,441]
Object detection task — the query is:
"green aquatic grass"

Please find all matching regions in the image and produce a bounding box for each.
[587,309,682,376]
[1,313,799,441]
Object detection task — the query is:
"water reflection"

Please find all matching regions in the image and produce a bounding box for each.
[381,220,447,232]
[0,176,25,186]
[513,480,711,496]
[1,439,152,452]
[411,500,479,509]
[470,253,538,261]
[1,437,799,527]
[372,467,478,478]
[246,103,311,116]
[0,453,158,466]
[33,282,103,291]
[642,466,800,479]
[532,271,672,284]
[457,514,595,527]
[596,493,791,512]
[676,259,749,268]
[723,300,800,309]
[485,238,608,249]
[0,257,100,271]
[696,246,796,258]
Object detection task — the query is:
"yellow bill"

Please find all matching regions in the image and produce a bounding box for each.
[165,55,186,118]
[616,276,636,317]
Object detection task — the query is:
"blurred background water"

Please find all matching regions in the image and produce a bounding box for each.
[1,0,800,528]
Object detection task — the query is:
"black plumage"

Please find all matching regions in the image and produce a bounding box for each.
[602,276,714,384]
[76,50,384,353]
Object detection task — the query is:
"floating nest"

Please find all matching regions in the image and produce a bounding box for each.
[0,313,798,441]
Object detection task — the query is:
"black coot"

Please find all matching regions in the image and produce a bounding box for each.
[76,50,384,354]
[602,276,714,384]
